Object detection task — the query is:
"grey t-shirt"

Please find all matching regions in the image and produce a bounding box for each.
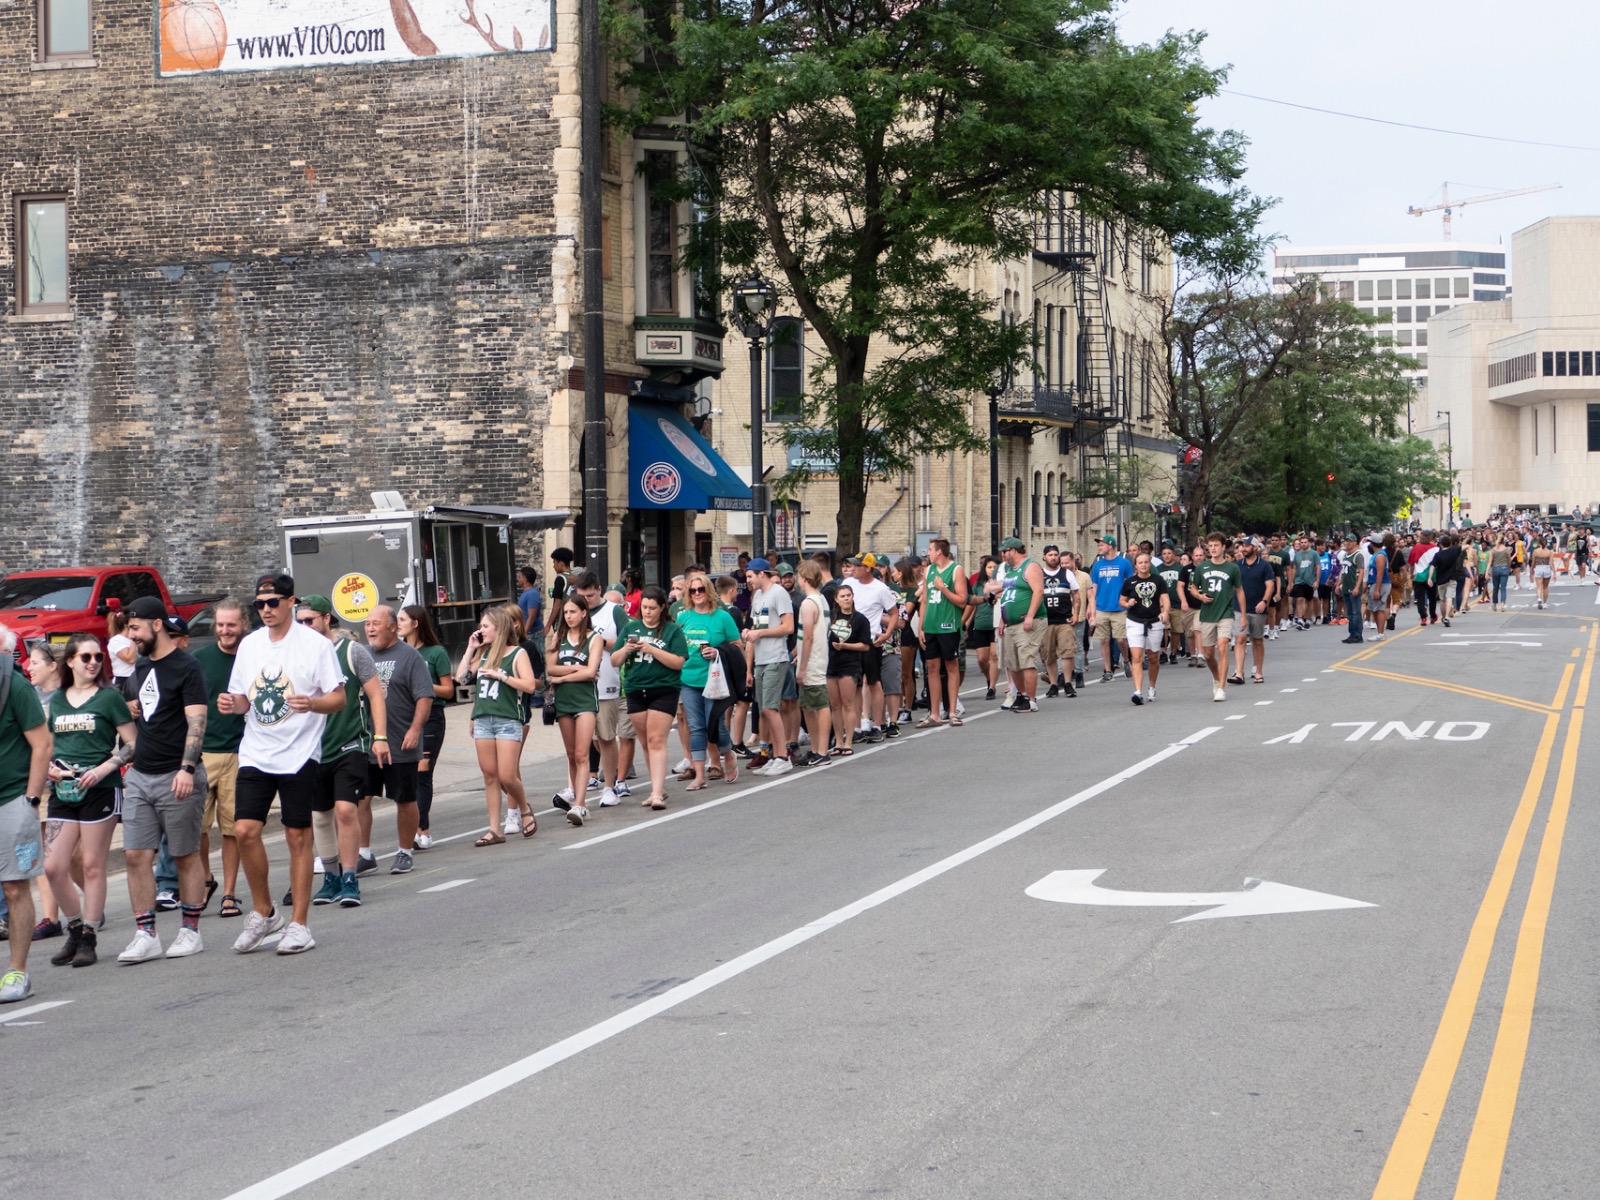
[366,640,435,763]
[750,583,794,667]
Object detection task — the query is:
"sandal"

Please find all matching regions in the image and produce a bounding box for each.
[475,831,506,847]
[203,877,219,911]
[647,796,668,810]
[1227,674,1246,686]
[723,768,739,784]
[830,746,854,757]
[520,810,538,838]
[707,766,724,780]
[914,716,945,729]
[676,768,695,781]
[949,716,964,727]
[218,894,242,918]
[1251,673,1265,684]
[685,781,708,792]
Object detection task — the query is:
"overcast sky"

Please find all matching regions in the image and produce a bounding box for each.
[1116,0,1599,274]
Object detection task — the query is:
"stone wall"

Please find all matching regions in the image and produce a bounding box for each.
[0,1,563,594]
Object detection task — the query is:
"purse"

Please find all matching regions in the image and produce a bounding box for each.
[541,685,558,726]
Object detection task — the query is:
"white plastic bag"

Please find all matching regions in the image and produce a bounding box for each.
[703,651,731,700]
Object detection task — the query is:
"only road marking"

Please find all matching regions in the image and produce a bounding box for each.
[1025,869,1375,923]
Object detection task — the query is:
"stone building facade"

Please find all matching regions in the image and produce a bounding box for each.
[2,0,572,594]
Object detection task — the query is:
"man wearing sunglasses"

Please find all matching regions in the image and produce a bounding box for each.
[216,574,344,956]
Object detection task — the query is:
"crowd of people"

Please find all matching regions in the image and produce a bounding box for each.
[0,517,1583,1003]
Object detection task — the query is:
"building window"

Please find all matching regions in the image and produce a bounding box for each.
[1396,330,1413,346]
[1057,483,1067,525]
[642,151,678,314]
[1557,353,1569,377]
[1396,279,1412,300]
[1417,330,1428,347]
[1377,307,1392,321]
[16,196,70,315]
[1357,280,1373,301]
[1415,306,1429,321]
[1338,281,1354,301]
[1534,410,1539,456]
[1414,353,1427,369]
[1397,307,1412,323]
[1544,352,1555,377]
[1435,278,1450,297]
[1416,279,1431,299]
[1588,405,1600,453]
[1552,406,1558,455]
[768,317,804,421]
[1044,473,1054,526]
[1435,303,1450,315]
[40,0,93,60]
[1377,280,1393,301]
[1031,472,1041,527]
[1012,479,1023,539]
[1585,351,1594,377]
[1454,277,1469,298]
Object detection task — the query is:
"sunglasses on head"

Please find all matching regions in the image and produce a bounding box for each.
[254,596,286,610]
[78,652,104,663]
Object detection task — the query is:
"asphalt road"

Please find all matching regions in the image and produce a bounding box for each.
[6,591,1599,1200]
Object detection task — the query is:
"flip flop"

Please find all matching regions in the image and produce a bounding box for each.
[475,831,506,847]
[723,769,739,784]
[520,810,538,838]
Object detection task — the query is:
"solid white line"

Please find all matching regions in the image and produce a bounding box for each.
[0,999,72,1024]
[419,879,475,894]
[221,724,1223,1200]
[564,710,1001,851]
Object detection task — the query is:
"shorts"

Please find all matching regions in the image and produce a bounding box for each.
[234,761,318,831]
[1238,613,1266,640]
[1043,624,1077,664]
[799,683,830,710]
[1002,620,1045,672]
[617,706,638,741]
[1199,618,1235,648]
[966,628,995,649]
[1173,609,1197,634]
[782,662,800,703]
[1534,565,1553,579]
[313,750,368,812]
[753,662,788,712]
[1316,584,1333,600]
[123,765,208,854]
[1367,586,1391,609]
[1291,583,1314,600]
[923,631,961,661]
[1093,611,1128,642]
[366,759,419,805]
[625,686,680,716]
[1126,621,1166,651]
[47,785,119,823]
[202,750,238,836]
[880,651,902,696]
[472,715,524,742]
[0,797,44,882]
[864,645,884,686]
[595,697,622,741]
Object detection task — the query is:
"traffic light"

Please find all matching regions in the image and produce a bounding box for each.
[1326,472,1336,483]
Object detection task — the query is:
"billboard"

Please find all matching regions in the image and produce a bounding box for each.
[156,0,553,76]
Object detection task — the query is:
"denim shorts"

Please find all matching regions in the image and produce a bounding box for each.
[472,715,525,742]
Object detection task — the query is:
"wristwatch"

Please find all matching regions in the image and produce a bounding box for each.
[180,764,196,776]
[25,795,41,807]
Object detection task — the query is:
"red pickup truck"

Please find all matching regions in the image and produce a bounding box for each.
[0,566,224,663]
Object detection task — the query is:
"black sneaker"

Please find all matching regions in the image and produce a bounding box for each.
[281,888,294,906]
[1099,671,1114,683]
[1073,671,1085,688]
[984,687,996,700]
[884,723,901,739]
[1131,692,1144,706]
[356,852,379,877]
[1123,661,1133,679]
[1064,684,1077,697]
[31,919,63,941]
[155,890,180,912]
[1045,683,1060,698]
[863,727,886,744]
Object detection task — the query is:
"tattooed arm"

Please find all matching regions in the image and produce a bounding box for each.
[171,704,207,800]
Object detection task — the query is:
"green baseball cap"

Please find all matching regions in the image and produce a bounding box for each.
[999,537,1024,551]
[298,594,333,615]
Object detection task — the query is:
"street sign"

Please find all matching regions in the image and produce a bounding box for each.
[1025,869,1376,923]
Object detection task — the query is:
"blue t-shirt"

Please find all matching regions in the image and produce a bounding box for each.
[1237,557,1275,610]
[1091,555,1134,612]
[518,587,543,635]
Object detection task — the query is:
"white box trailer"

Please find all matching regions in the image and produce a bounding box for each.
[281,495,567,658]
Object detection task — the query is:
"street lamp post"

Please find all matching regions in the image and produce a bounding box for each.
[1437,409,1453,528]
[987,382,1001,557]
[734,276,779,561]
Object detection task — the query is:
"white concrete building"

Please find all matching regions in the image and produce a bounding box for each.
[1425,217,1600,528]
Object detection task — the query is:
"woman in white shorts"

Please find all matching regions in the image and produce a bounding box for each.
[1119,554,1171,706]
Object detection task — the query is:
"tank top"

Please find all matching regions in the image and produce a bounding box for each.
[922,563,961,634]
[320,638,371,759]
[1000,558,1036,625]
[554,634,599,716]
[471,648,526,721]
[1040,567,1074,626]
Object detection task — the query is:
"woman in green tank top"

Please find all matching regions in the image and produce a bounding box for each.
[963,556,1000,697]
[456,607,537,844]
[546,596,602,826]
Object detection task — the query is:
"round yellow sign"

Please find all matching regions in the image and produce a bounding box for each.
[331,572,379,622]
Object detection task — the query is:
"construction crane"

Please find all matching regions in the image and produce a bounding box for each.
[1407,181,1562,240]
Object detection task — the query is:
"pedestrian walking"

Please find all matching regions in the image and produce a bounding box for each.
[399,604,454,850]
[458,606,537,845]
[547,596,603,824]
[0,623,50,1003]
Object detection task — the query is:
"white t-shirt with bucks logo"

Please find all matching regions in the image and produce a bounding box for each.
[228,622,344,774]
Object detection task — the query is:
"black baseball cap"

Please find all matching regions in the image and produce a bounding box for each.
[126,595,169,622]
[255,572,295,597]
[164,614,190,637]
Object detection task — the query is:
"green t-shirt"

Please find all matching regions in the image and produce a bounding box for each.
[193,642,245,753]
[1192,559,1243,622]
[553,632,600,716]
[418,644,453,711]
[471,648,528,721]
[321,638,375,759]
[0,666,47,804]
[923,563,962,635]
[1293,549,1319,587]
[1155,563,1186,607]
[675,606,740,689]
[971,585,995,632]
[47,686,131,774]
[618,618,688,692]
[1000,559,1038,625]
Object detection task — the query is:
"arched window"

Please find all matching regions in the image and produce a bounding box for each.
[1045,473,1055,527]
[1032,471,1042,528]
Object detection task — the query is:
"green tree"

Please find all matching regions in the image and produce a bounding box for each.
[611,0,1265,549]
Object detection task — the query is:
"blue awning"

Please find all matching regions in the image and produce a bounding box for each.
[628,404,752,512]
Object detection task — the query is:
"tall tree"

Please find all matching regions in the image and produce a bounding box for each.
[611,0,1264,549]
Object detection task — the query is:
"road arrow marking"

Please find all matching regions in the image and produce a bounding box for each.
[1025,869,1376,923]
[1430,640,1542,647]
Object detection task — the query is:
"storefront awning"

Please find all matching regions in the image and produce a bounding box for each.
[628,405,752,512]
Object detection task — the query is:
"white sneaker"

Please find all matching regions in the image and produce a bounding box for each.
[764,757,794,776]
[555,787,576,807]
[1213,687,1226,702]
[598,788,620,807]
[276,922,315,955]
[587,775,602,792]
[165,927,204,958]
[1145,687,1156,702]
[1000,693,1015,710]
[614,780,632,798]
[567,806,588,827]
[118,929,164,964]
[673,757,692,773]
[232,908,284,954]
[414,832,433,850]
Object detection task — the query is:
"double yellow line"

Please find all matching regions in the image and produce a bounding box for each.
[1371,620,1598,1198]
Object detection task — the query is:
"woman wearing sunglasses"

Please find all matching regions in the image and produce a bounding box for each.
[42,636,136,968]
[674,571,740,792]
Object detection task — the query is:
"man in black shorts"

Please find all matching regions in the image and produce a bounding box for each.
[361,606,434,877]
[218,574,345,956]
[916,539,969,726]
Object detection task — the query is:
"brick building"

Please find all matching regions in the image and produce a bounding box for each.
[2,0,742,595]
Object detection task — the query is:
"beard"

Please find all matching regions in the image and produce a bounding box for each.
[131,631,155,655]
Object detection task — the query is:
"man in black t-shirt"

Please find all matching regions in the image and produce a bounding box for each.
[118,595,211,964]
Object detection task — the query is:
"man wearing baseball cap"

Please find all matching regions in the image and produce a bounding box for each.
[996,538,1045,712]
[216,573,345,956]
[1090,535,1134,683]
[742,559,795,774]
[842,555,898,741]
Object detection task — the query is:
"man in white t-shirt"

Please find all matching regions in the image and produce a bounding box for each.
[217,573,344,957]
[842,555,898,740]
[742,559,795,775]
[574,571,625,806]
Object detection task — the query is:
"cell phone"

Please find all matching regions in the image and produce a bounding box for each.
[52,758,79,776]
[627,633,641,644]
